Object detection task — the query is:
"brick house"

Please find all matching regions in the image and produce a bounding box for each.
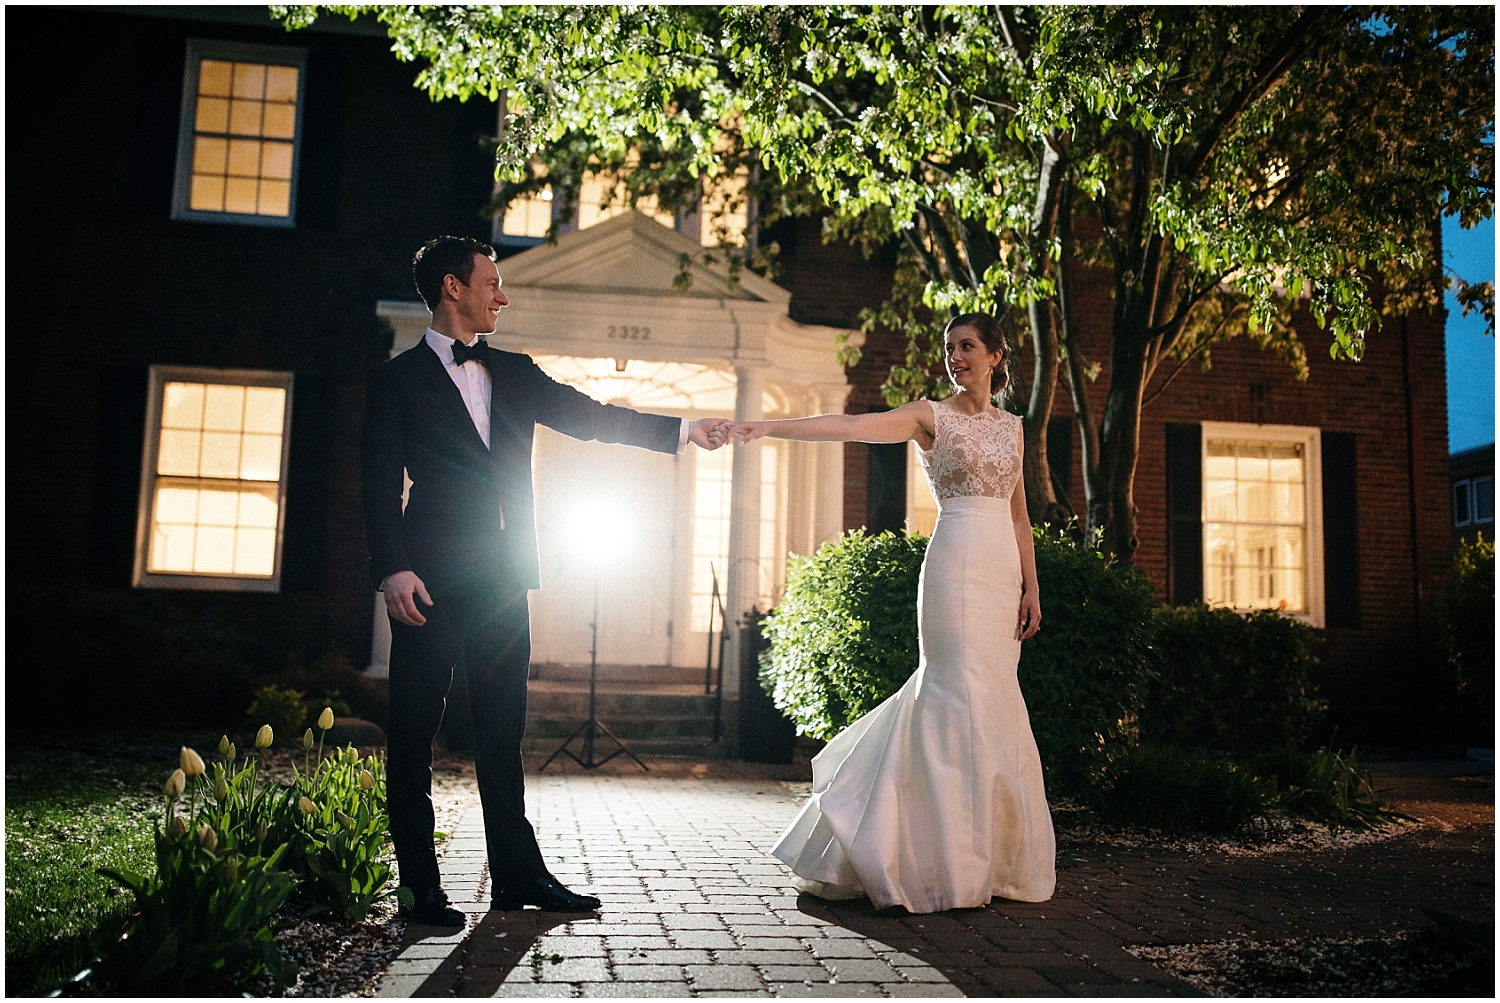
[6,7,1453,747]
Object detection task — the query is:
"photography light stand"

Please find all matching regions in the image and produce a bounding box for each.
[539,555,648,773]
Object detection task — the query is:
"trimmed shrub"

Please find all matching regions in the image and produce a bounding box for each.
[760,528,1157,797]
[1142,604,1325,757]
[1093,744,1270,833]
[760,530,926,741]
[1444,534,1495,748]
[1018,532,1157,795]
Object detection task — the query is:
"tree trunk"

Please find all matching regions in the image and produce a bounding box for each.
[1021,138,1068,526]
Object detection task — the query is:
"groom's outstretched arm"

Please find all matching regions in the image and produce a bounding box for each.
[525,357,727,452]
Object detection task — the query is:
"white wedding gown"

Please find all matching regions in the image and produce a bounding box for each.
[772,401,1056,912]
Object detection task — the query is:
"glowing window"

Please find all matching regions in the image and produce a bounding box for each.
[135,367,293,591]
[691,445,733,632]
[758,443,786,608]
[700,169,749,248]
[1202,426,1322,620]
[502,187,554,238]
[906,440,940,537]
[577,171,676,231]
[172,41,305,226]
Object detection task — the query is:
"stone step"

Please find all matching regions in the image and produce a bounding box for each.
[520,735,734,759]
[526,682,720,719]
[522,679,732,759]
[531,662,713,687]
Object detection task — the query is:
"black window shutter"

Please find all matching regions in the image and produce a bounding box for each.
[87,366,149,586]
[1322,431,1361,628]
[865,441,908,535]
[279,376,334,593]
[1165,423,1202,605]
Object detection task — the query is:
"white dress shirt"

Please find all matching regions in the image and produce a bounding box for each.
[424,328,690,453]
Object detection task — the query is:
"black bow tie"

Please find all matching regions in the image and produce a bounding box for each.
[451,339,488,367]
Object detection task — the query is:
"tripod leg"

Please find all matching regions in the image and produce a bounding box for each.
[539,718,591,772]
[591,719,650,772]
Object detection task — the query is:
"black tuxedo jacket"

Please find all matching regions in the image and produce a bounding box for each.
[361,340,681,592]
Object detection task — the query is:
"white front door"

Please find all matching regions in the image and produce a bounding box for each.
[529,425,680,667]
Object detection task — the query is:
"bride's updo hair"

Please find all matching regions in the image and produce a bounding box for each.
[943,312,1012,402]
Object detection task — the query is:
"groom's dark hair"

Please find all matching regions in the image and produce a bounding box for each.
[413,236,498,311]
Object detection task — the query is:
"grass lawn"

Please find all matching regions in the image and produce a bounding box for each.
[5,742,170,997]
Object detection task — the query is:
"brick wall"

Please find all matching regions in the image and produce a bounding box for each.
[791,222,1453,742]
[7,9,498,671]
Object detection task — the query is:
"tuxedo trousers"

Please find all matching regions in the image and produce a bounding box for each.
[386,577,547,895]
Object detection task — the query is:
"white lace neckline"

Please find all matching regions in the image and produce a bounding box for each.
[918,400,1022,502]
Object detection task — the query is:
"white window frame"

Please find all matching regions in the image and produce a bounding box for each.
[171,39,309,228]
[133,366,295,592]
[1473,475,1494,525]
[1201,421,1325,628]
[1454,478,1474,526]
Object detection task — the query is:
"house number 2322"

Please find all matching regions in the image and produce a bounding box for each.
[607,325,650,341]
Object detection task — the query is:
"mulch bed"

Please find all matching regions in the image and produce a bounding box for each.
[1127,929,1493,997]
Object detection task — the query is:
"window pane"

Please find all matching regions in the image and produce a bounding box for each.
[193,136,229,175]
[239,433,282,481]
[154,485,200,524]
[198,60,234,97]
[227,139,261,177]
[202,385,244,431]
[243,387,285,434]
[1238,479,1271,523]
[264,65,299,103]
[238,486,280,528]
[1476,477,1494,522]
[199,432,243,478]
[197,487,241,526]
[194,526,238,572]
[257,179,291,217]
[231,62,265,100]
[158,429,202,477]
[1272,480,1304,523]
[225,177,259,214]
[261,102,296,140]
[195,96,230,134]
[162,382,205,428]
[145,375,289,583]
[1205,477,1236,522]
[229,99,263,137]
[1454,481,1473,524]
[150,523,197,572]
[234,528,278,575]
[189,175,226,212]
[1204,436,1311,615]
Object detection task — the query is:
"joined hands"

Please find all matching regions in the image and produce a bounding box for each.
[688,417,734,450]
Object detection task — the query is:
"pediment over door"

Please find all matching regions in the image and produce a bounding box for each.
[499,210,790,305]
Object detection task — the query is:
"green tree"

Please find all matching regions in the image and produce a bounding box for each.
[278,5,1493,558]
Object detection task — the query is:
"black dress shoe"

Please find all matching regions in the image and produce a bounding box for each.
[400,886,466,926]
[491,874,601,912]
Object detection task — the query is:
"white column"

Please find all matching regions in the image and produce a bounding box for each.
[723,364,766,697]
[813,383,852,547]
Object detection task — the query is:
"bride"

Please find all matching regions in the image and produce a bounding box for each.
[732,313,1055,913]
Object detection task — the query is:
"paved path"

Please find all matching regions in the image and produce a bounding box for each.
[374,763,1492,998]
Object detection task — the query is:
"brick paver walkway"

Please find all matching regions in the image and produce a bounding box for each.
[375,763,1492,998]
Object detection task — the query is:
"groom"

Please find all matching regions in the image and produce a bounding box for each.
[363,236,730,924]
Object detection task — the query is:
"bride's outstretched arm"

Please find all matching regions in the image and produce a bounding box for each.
[1011,447,1042,641]
[732,400,932,445]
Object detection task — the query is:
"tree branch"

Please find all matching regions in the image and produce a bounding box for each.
[1180,8,1329,179]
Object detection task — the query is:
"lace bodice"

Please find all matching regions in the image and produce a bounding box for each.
[917,400,1023,501]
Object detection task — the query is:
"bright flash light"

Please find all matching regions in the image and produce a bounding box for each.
[564,497,635,563]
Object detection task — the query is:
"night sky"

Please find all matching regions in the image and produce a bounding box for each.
[1444,213,1495,453]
